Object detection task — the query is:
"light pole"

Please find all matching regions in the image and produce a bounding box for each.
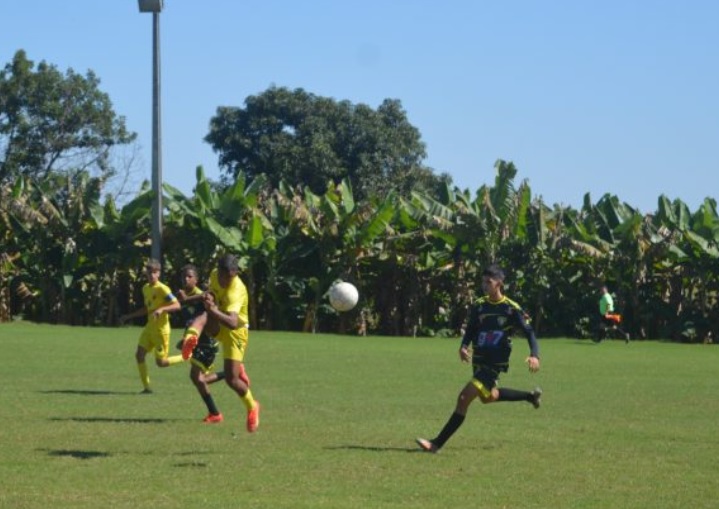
[138,0,163,261]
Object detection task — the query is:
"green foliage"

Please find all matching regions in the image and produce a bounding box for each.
[204,86,443,201]
[0,50,136,184]
[2,323,718,509]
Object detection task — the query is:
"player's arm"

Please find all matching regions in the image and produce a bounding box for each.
[178,291,204,304]
[119,306,147,323]
[151,293,181,319]
[515,309,540,372]
[459,306,478,362]
[203,291,241,330]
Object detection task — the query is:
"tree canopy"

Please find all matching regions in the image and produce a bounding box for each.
[205,86,451,200]
[0,50,136,185]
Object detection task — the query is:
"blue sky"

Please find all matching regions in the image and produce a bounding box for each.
[3,1,718,213]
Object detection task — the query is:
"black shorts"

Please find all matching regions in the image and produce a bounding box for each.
[472,364,502,393]
[191,337,219,371]
[176,334,219,372]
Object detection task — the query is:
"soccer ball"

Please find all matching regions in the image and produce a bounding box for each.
[328,282,359,312]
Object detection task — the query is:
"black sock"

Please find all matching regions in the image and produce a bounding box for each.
[201,393,220,415]
[433,412,465,449]
[497,388,532,402]
[215,371,225,382]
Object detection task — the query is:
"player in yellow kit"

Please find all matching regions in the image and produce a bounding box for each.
[180,254,260,432]
[120,259,182,393]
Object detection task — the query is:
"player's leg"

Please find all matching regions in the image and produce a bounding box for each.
[154,329,183,367]
[135,330,153,393]
[496,386,542,408]
[416,381,481,453]
[190,337,225,422]
[181,312,209,360]
[189,363,223,423]
[218,327,259,432]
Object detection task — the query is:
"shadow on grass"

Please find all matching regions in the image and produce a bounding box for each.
[41,448,111,460]
[48,417,171,424]
[325,445,421,453]
[40,389,139,395]
[174,461,209,468]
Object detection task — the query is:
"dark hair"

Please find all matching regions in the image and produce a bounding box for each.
[217,254,239,273]
[482,264,505,282]
[181,264,197,276]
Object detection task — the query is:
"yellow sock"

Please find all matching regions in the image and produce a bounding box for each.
[240,388,257,411]
[166,354,184,366]
[137,362,150,389]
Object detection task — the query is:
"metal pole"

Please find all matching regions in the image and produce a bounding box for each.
[151,10,162,261]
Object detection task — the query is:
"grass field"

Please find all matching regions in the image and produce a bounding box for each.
[0,322,717,509]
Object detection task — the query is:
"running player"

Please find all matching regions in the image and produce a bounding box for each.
[416,265,542,453]
[119,259,183,394]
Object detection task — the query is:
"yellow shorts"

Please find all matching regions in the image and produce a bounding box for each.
[138,326,171,359]
[217,325,248,362]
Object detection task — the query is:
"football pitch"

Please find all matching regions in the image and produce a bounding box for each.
[1,322,717,509]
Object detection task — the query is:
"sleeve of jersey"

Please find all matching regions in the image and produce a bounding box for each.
[516,310,539,358]
[461,306,478,347]
[161,283,177,303]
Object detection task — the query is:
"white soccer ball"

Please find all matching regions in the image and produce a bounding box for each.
[328,282,359,312]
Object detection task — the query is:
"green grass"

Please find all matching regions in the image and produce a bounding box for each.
[1,322,718,509]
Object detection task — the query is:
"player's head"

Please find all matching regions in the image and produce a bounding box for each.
[144,259,161,283]
[181,264,198,289]
[481,264,505,296]
[216,254,239,288]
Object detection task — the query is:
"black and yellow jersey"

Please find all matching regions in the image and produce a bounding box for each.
[181,286,205,326]
[460,295,539,371]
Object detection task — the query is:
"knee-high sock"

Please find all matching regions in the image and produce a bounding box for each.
[240,388,257,411]
[433,412,465,449]
[137,362,150,390]
[201,393,220,415]
[165,354,184,366]
[497,387,532,402]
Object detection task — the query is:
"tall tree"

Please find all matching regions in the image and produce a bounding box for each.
[0,50,136,185]
[204,86,449,200]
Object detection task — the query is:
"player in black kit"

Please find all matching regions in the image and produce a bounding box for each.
[416,265,542,453]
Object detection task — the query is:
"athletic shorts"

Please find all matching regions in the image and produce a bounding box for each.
[471,364,502,399]
[138,326,171,359]
[190,337,220,374]
[216,325,248,362]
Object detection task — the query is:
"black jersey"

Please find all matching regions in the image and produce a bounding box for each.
[181,286,205,326]
[461,295,539,371]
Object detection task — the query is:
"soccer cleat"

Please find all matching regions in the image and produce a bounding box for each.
[239,364,251,387]
[181,334,199,360]
[246,401,260,433]
[203,413,224,424]
[530,387,543,409]
[140,388,153,395]
[415,438,438,453]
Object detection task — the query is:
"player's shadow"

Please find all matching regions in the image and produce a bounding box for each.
[40,389,137,395]
[49,416,170,424]
[324,444,421,453]
[41,448,111,460]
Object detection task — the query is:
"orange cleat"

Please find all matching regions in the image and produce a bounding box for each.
[203,413,224,424]
[246,401,260,433]
[181,335,199,360]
